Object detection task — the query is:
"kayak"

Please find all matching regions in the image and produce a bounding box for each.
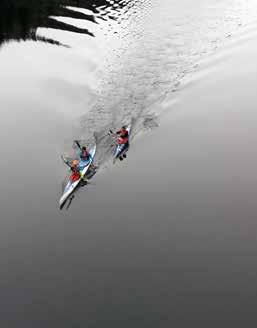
[113,125,131,163]
[59,144,96,209]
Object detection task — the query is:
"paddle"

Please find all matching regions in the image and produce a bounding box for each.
[94,130,115,141]
[66,194,75,210]
[74,140,82,150]
[109,129,119,140]
[92,129,120,142]
[61,155,72,168]
[108,130,118,148]
[108,125,128,137]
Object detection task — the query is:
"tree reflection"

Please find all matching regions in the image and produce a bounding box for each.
[0,0,128,46]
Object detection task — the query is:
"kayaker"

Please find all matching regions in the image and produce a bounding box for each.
[116,126,129,160]
[80,146,97,172]
[116,126,129,144]
[70,160,81,181]
[80,146,92,161]
[69,159,88,183]
[71,159,79,171]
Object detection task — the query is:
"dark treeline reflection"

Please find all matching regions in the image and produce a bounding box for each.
[0,0,130,46]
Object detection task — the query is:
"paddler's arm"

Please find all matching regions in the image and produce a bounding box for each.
[61,155,72,168]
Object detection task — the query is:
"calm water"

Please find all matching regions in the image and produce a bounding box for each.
[1,0,257,326]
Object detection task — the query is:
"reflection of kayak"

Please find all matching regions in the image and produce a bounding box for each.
[59,145,96,209]
[113,125,131,163]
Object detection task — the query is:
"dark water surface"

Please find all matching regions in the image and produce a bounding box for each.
[1,0,257,326]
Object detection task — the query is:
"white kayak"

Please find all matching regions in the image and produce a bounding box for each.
[113,125,131,163]
[59,144,96,209]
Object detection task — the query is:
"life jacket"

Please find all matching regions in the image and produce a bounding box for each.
[70,167,80,182]
[118,137,128,145]
[117,129,129,144]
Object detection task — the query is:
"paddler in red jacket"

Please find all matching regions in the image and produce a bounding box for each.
[116,126,129,160]
[116,126,129,143]
[70,160,81,182]
[70,159,88,183]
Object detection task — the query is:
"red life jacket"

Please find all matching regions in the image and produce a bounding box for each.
[118,137,128,144]
[117,129,129,144]
[71,171,80,182]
